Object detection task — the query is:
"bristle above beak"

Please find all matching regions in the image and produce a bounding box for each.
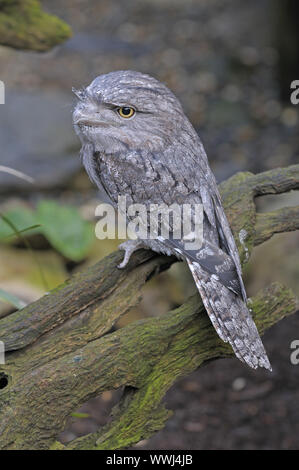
[72,87,86,101]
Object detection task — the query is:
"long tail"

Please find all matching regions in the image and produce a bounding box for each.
[187,259,272,370]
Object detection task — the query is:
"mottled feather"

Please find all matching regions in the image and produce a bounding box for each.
[73,70,271,370]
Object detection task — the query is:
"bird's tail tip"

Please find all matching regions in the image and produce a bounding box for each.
[229,331,272,372]
[252,355,272,372]
[187,259,272,372]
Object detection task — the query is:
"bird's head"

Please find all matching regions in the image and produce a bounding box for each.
[72,70,187,154]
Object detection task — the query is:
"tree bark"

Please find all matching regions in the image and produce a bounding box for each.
[0,164,298,450]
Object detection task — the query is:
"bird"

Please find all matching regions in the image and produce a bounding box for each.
[72,70,271,371]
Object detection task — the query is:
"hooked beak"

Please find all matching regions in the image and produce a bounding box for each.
[72,88,110,128]
[73,116,103,127]
[73,105,104,128]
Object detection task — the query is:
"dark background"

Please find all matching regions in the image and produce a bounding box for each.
[0,0,298,449]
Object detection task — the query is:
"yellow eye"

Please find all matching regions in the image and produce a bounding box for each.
[117,106,135,118]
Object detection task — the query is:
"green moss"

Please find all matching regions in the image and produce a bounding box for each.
[0,0,71,51]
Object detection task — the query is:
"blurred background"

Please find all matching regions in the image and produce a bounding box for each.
[0,0,299,449]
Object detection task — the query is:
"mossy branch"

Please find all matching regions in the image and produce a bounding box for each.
[0,164,298,450]
[0,0,71,51]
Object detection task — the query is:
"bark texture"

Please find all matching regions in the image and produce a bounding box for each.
[0,164,298,450]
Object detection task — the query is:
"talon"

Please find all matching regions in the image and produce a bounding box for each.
[117,251,131,269]
[117,261,127,269]
[117,240,144,269]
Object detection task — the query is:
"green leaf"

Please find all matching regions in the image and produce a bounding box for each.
[3,224,42,240]
[37,200,95,261]
[0,288,26,310]
[0,209,39,240]
[0,202,95,262]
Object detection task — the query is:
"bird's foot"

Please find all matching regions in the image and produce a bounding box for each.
[117,239,146,269]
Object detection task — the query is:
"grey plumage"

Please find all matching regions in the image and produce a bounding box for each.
[73,70,271,371]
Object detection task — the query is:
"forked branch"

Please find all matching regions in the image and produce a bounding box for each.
[0,164,298,450]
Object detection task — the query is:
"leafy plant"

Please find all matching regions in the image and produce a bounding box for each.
[37,201,95,262]
[0,201,95,262]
